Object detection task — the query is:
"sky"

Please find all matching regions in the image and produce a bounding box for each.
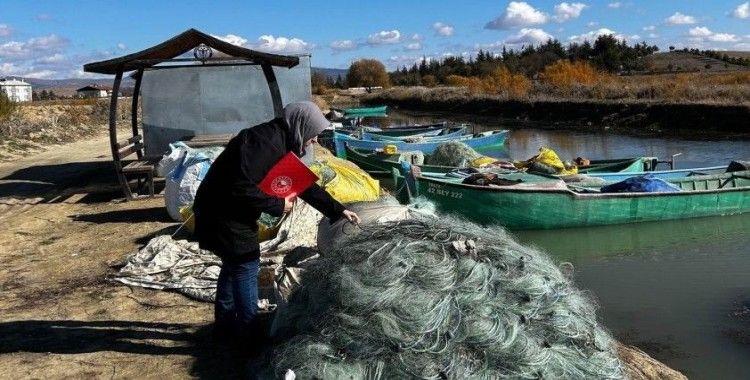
[1,0,749,79]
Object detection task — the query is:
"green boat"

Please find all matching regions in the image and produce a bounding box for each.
[393,169,750,230]
[347,145,656,177]
[343,105,388,114]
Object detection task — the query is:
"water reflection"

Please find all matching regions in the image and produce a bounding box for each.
[385,109,750,167]
[514,213,750,264]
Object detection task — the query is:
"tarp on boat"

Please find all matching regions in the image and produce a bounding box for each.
[601,174,682,193]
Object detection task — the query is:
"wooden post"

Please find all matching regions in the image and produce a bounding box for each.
[262,63,283,118]
[131,68,143,159]
[109,69,133,199]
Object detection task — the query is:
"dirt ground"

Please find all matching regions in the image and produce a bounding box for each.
[0,130,261,379]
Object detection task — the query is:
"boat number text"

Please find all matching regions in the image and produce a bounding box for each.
[427,184,463,199]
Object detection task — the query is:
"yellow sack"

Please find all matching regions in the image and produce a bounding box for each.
[179,205,196,233]
[470,156,499,168]
[310,159,380,204]
[177,205,282,242]
[534,147,578,175]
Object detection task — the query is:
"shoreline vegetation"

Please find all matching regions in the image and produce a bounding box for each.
[359,84,750,139]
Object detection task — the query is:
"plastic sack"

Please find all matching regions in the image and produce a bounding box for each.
[470,156,499,168]
[309,159,380,204]
[178,204,283,242]
[600,174,682,193]
[518,147,578,176]
[160,144,224,221]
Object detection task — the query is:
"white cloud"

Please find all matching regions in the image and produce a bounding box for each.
[553,2,587,22]
[0,34,69,60]
[37,53,66,64]
[411,33,424,41]
[485,2,548,30]
[253,35,312,52]
[688,27,712,37]
[330,40,357,51]
[0,24,12,37]
[117,43,127,50]
[629,34,641,40]
[387,55,425,68]
[569,28,624,43]
[643,25,656,31]
[648,33,659,38]
[608,2,622,8]
[367,30,401,45]
[689,26,740,42]
[0,62,57,79]
[211,34,249,47]
[432,22,455,37]
[505,28,555,45]
[732,2,750,19]
[665,12,697,25]
[710,33,741,42]
[404,42,422,51]
[587,21,599,27]
[212,33,312,52]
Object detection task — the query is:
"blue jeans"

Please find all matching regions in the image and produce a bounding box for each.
[215,258,259,332]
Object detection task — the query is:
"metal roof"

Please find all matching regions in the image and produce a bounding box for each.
[83,28,300,74]
[0,78,31,86]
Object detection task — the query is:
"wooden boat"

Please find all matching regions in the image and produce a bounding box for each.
[579,165,726,182]
[343,105,387,114]
[393,169,750,230]
[334,130,509,158]
[361,126,468,141]
[346,146,658,177]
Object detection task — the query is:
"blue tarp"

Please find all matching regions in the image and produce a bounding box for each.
[601,174,682,193]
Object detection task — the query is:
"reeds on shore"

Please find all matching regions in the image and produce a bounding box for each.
[415,61,750,105]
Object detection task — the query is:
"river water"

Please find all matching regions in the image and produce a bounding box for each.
[359,110,750,379]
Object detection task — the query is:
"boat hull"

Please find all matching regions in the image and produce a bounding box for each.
[335,130,508,158]
[397,170,750,230]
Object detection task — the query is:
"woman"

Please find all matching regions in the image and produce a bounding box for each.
[192,101,360,340]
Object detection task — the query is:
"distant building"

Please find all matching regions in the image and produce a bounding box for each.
[0,78,32,102]
[76,85,115,98]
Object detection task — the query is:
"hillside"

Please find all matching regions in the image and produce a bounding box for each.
[643,51,749,73]
[11,67,346,97]
[312,67,347,81]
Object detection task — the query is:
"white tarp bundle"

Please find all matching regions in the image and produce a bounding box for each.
[113,200,324,301]
[157,142,225,221]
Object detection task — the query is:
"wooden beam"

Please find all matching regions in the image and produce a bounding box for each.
[131,68,143,159]
[262,63,283,118]
[109,69,133,200]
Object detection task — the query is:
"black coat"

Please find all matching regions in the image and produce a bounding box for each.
[192,118,345,262]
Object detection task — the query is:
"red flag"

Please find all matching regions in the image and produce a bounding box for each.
[259,152,318,200]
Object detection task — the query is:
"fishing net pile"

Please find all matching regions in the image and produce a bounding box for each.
[427,141,480,167]
[271,205,625,379]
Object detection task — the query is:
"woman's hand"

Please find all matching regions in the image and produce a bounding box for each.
[342,210,361,224]
[283,197,295,213]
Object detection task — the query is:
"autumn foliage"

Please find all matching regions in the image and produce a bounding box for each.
[541,60,603,87]
[445,67,530,98]
[346,59,391,89]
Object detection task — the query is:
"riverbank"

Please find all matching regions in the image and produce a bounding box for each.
[361,86,750,139]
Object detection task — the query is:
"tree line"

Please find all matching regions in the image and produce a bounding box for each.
[391,35,658,86]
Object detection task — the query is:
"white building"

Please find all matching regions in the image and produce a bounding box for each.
[0,78,33,102]
[76,85,113,98]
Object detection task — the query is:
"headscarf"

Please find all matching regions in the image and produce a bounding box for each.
[282,101,330,156]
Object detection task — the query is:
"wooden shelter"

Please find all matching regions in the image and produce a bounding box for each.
[83,28,301,200]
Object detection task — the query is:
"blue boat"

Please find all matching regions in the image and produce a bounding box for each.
[582,165,727,182]
[334,130,509,159]
[361,126,468,141]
